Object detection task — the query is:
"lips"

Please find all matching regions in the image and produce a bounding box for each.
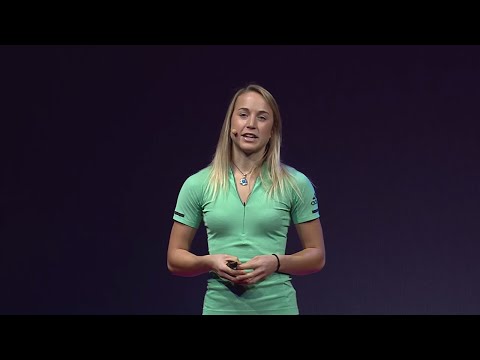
[241,133,258,138]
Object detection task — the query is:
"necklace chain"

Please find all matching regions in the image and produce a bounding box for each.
[233,163,254,177]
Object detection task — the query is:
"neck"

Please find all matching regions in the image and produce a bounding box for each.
[231,148,264,172]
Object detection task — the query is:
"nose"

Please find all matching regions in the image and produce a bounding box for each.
[246,115,257,129]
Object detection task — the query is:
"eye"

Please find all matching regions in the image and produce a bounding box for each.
[239,112,248,118]
[258,115,267,121]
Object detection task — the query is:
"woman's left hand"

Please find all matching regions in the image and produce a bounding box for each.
[233,255,278,285]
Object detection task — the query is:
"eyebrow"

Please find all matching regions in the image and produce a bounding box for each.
[238,107,270,115]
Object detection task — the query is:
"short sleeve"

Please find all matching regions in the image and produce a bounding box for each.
[290,171,320,224]
[172,174,203,229]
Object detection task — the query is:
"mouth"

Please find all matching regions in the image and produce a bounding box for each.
[241,133,258,139]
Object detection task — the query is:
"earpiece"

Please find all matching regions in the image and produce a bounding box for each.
[231,129,238,136]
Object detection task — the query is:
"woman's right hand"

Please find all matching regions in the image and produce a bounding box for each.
[209,254,246,282]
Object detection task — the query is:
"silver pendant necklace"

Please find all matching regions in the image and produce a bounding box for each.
[233,163,253,186]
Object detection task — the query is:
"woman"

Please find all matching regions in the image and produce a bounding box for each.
[167,83,325,314]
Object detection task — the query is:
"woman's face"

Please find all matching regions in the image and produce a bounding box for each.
[230,91,273,156]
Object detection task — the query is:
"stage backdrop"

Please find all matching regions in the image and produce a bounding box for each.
[1,45,479,314]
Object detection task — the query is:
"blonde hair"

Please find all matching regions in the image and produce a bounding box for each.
[207,84,301,200]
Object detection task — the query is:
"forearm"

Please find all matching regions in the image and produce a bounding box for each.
[167,249,213,277]
[277,248,325,275]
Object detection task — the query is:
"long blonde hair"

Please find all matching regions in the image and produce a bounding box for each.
[207,84,301,200]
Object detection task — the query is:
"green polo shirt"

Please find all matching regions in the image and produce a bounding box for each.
[172,165,320,315]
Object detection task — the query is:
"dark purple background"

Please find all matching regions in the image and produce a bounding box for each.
[1,45,479,314]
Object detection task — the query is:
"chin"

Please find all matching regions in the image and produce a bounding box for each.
[240,146,265,155]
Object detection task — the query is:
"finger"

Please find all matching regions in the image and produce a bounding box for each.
[232,269,247,276]
[235,277,254,285]
[223,273,239,282]
[235,262,252,270]
[233,272,252,282]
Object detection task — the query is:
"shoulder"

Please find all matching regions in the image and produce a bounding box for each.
[282,164,313,186]
[182,166,212,188]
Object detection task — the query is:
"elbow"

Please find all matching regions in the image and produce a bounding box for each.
[167,258,188,277]
[317,256,326,272]
[167,250,183,275]
[314,252,326,273]
[167,261,174,273]
[167,252,195,277]
[167,258,179,275]
[167,264,182,276]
